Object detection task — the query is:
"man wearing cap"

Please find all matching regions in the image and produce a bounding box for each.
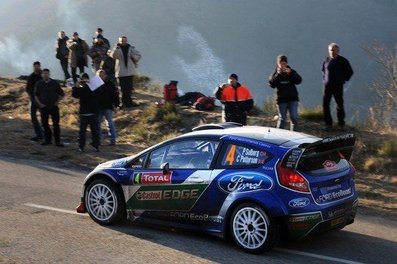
[214,73,254,125]
[109,36,141,108]
[26,61,44,141]
[34,69,65,147]
[322,43,353,131]
[95,28,110,48]
[67,32,90,83]
[269,55,302,131]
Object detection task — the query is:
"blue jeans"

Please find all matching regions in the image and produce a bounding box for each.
[277,101,299,131]
[29,98,43,138]
[98,109,116,144]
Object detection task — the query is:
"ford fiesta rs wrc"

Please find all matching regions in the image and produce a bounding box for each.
[76,123,358,253]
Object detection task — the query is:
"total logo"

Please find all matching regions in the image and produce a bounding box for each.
[134,172,172,184]
[288,198,310,208]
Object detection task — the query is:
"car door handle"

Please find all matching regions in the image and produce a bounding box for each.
[187,177,205,183]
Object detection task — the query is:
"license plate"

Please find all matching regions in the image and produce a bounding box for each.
[331,217,345,226]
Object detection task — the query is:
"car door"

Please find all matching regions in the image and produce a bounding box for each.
[125,138,220,225]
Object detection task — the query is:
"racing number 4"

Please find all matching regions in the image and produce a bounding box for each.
[226,145,236,165]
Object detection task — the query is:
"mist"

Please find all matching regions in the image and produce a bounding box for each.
[0,0,396,123]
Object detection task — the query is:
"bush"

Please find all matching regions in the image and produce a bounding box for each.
[377,140,397,157]
[300,106,323,121]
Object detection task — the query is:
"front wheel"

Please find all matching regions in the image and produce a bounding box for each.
[230,203,279,253]
[85,179,125,225]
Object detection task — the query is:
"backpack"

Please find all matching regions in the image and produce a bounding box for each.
[193,96,215,111]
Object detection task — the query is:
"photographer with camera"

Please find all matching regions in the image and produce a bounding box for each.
[72,73,100,152]
[268,55,302,131]
[109,36,141,108]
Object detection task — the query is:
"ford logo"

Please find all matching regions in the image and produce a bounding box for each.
[288,198,310,208]
[217,172,273,193]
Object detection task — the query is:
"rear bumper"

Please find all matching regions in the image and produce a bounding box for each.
[285,198,358,239]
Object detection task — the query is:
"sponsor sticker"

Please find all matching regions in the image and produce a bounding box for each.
[136,191,162,201]
[170,212,223,223]
[288,198,310,208]
[316,187,352,203]
[133,171,172,184]
[323,160,337,171]
[217,172,273,193]
[126,184,207,211]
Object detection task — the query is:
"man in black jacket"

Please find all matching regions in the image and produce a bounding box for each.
[97,70,119,145]
[269,55,302,131]
[56,31,71,83]
[34,69,64,146]
[72,73,100,152]
[26,61,43,141]
[322,43,353,131]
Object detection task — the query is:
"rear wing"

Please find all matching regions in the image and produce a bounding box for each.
[281,134,356,170]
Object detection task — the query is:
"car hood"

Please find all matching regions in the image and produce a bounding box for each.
[96,157,132,169]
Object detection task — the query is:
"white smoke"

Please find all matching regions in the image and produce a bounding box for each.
[0,0,91,78]
[174,26,226,95]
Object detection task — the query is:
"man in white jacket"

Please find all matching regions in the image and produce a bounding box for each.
[109,36,141,108]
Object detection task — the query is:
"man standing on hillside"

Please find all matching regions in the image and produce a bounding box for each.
[269,55,302,131]
[26,61,43,141]
[109,36,141,108]
[55,31,71,84]
[97,69,119,146]
[214,73,254,125]
[322,43,353,131]
[95,28,110,48]
[67,32,90,83]
[34,69,65,147]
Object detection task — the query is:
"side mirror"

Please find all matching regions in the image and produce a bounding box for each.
[160,162,170,174]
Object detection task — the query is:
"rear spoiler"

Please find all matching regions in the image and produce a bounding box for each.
[282,134,356,170]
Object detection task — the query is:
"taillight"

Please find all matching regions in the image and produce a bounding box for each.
[277,162,310,192]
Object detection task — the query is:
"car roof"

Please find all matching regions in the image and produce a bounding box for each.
[178,126,320,147]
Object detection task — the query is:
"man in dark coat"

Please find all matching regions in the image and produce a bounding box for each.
[56,31,71,83]
[97,70,119,145]
[269,55,302,131]
[322,43,353,131]
[72,73,100,152]
[34,69,64,146]
[26,61,44,141]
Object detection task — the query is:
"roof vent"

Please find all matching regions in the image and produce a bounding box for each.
[192,122,243,131]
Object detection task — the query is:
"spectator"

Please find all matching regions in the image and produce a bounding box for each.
[67,32,90,83]
[26,61,44,141]
[55,31,71,83]
[269,55,302,131]
[109,36,141,108]
[34,69,65,146]
[322,43,354,131]
[97,70,119,145]
[95,27,110,48]
[89,38,109,71]
[72,73,100,152]
[214,73,254,125]
[100,51,116,84]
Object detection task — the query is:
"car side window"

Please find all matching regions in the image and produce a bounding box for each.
[219,143,271,168]
[147,139,219,169]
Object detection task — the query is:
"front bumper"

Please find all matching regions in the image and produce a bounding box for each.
[285,199,358,239]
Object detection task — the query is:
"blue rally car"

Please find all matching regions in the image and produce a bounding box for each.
[76,123,358,253]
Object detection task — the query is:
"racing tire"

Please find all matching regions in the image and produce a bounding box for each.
[85,179,126,225]
[230,203,279,253]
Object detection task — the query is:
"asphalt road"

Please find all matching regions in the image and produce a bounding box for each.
[0,156,396,264]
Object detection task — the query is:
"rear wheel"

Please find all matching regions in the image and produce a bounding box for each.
[85,179,125,225]
[230,203,279,253]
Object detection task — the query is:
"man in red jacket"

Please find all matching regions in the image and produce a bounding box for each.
[214,73,254,125]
